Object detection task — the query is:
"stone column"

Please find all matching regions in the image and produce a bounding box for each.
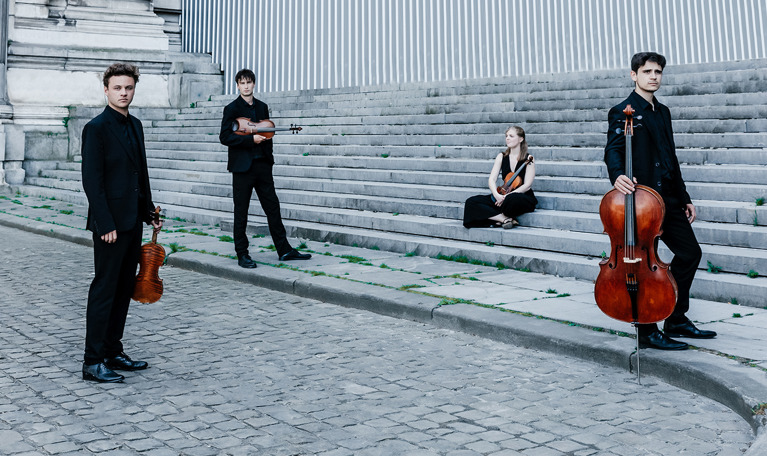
[0,0,11,188]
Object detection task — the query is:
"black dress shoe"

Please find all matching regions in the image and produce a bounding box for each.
[238,254,257,268]
[105,353,149,371]
[279,249,312,261]
[638,329,689,350]
[83,362,125,383]
[663,318,717,339]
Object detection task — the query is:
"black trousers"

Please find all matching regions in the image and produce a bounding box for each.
[84,223,142,365]
[639,204,702,335]
[463,193,537,228]
[232,159,292,257]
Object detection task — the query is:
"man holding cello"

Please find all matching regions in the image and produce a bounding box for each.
[603,52,716,350]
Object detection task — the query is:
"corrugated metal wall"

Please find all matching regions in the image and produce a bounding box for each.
[182,0,767,94]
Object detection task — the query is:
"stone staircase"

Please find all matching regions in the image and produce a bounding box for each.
[16,59,767,307]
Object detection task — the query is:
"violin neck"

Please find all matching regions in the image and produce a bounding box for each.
[501,159,529,191]
[255,127,294,133]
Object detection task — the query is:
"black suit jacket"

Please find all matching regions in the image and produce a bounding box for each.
[81,107,155,235]
[604,90,691,207]
[219,95,274,172]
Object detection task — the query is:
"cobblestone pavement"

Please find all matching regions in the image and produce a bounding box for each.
[0,225,754,455]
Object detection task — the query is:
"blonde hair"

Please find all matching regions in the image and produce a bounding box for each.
[502,125,528,160]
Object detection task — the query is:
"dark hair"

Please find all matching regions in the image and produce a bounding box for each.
[630,52,666,72]
[235,69,256,83]
[103,63,140,87]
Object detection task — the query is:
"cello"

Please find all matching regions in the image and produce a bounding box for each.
[132,207,166,304]
[593,105,677,379]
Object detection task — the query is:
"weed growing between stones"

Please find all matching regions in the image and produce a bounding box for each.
[707,261,722,273]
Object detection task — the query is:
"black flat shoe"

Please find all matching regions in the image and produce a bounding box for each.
[105,353,149,371]
[83,362,125,383]
[238,254,257,268]
[663,318,717,339]
[279,249,311,261]
[638,329,689,350]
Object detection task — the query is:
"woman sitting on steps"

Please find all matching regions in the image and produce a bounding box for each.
[463,125,537,229]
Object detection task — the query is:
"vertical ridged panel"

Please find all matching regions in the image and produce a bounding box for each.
[182,0,767,94]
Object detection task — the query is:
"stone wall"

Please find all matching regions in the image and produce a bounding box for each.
[0,0,223,188]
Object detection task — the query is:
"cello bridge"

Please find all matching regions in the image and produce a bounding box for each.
[622,258,642,264]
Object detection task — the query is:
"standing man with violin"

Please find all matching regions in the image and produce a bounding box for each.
[81,63,162,382]
[604,52,716,350]
[219,68,310,268]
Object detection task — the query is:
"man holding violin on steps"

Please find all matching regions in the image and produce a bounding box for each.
[219,68,310,268]
[604,52,716,350]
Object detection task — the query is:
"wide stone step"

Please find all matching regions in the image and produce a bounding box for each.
[203,58,767,105]
[15,182,765,307]
[146,117,767,141]
[196,66,767,109]
[148,189,766,280]
[157,105,767,139]
[36,161,766,226]
[535,175,765,203]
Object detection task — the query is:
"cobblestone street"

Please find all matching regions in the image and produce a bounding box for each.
[0,225,754,455]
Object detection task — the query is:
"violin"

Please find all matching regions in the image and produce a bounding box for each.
[132,207,166,304]
[497,155,534,196]
[594,105,677,324]
[231,118,303,138]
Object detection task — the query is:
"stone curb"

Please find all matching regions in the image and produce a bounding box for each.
[1,210,765,453]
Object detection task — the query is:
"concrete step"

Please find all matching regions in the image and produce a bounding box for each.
[533,176,765,203]
[204,58,767,104]
[36,163,766,227]
[15,182,766,307]
[196,65,767,108]
[145,117,767,140]
[47,166,756,275]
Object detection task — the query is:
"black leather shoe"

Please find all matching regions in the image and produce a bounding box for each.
[238,254,257,268]
[83,362,125,383]
[105,353,149,371]
[663,318,717,339]
[638,329,689,350]
[279,249,311,261]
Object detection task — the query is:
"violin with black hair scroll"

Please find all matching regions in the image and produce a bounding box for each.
[132,207,166,304]
[594,105,677,379]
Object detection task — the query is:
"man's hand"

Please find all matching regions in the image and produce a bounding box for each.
[613,175,637,195]
[684,203,696,224]
[252,134,268,144]
[101,230,117,244]
[151,218,163,231]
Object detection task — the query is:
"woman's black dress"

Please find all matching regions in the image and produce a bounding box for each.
[463,155,537,228]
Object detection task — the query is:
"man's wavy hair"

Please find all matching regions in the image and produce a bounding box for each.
[103,63,140,87]
[630,52,666,72]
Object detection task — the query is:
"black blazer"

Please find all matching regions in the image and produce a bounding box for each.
[604,91,691,207]
[219,95,274,172]
[81,107,155,236]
